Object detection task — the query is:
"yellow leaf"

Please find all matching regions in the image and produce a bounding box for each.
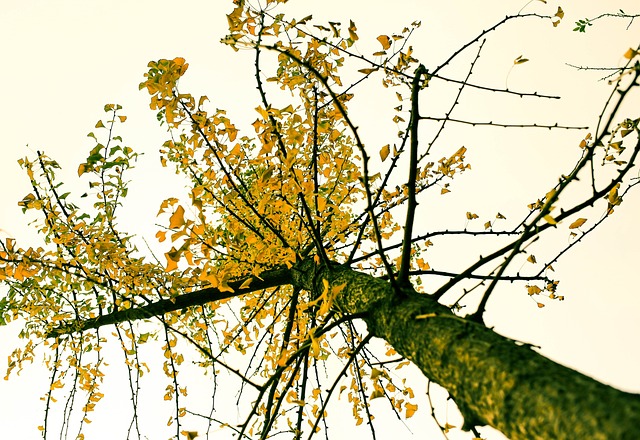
[156,230,167,242]
[537,302,545,308]
[543,214,557,225]
[316,196,327,212]
[358,67,379,75]
[514,55,529,65]
[527,285,542,295]
[416,258,430,270]
[95,120,105,128]
[453,146,467,157]
[484,221,492,230]
[527,255,537,264]
[118,115,127,123]
[310,334,320,357]
[545,190,556,208]
[376,35,391,50]
[466,212,478,220]
[164,250,180,272]
[608,183,621,205]
[169,206,186,228]
[78,163,88,177]
[568,218,587,229]
[229,143,242,157]
[555,7,564,19]
[405,402,418,418]
[239,277,252,289]
[370,390,384,399]
[348,20,358,41]
[623,48,638,60]
[379,144,390,162]
[219,276,234,293]
[444,423,455,433]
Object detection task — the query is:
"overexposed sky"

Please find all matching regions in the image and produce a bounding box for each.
[1,1,639,439]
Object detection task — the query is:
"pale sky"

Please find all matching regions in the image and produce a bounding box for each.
[1,1,639,439]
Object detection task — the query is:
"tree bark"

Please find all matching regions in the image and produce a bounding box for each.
[292,260,640,440]
[48,258,640,438]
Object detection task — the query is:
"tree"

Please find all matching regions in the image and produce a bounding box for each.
[1,1,639,439]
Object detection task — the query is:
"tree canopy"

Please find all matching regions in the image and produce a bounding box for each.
[1,1,639,439]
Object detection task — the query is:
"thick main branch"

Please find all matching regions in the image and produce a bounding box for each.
[292,260,640,440]
[47,267,292,338]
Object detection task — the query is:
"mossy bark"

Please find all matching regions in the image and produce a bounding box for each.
[292,260,640,439]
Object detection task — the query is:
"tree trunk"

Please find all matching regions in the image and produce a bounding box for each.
[292,260,640,439]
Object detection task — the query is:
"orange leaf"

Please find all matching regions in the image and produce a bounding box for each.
[169,206,186,228]
[528,285,542,295]
[405,402,418,418]
[164,252,179,272]
[376,35,391,50]
[156,230,167,242]
[416,258,430,270]
[623,48,638,60]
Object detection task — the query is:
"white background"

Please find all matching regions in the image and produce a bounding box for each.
[0,1,639,439]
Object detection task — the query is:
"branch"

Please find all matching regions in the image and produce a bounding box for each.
[420,39,485,162]
[419,116,588,130]
[407,269,548,282]
[432,13,552,76]
[398,64,427,286]
[435,68,640,307]
[265,44,398,284]
[46,267,293,338]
